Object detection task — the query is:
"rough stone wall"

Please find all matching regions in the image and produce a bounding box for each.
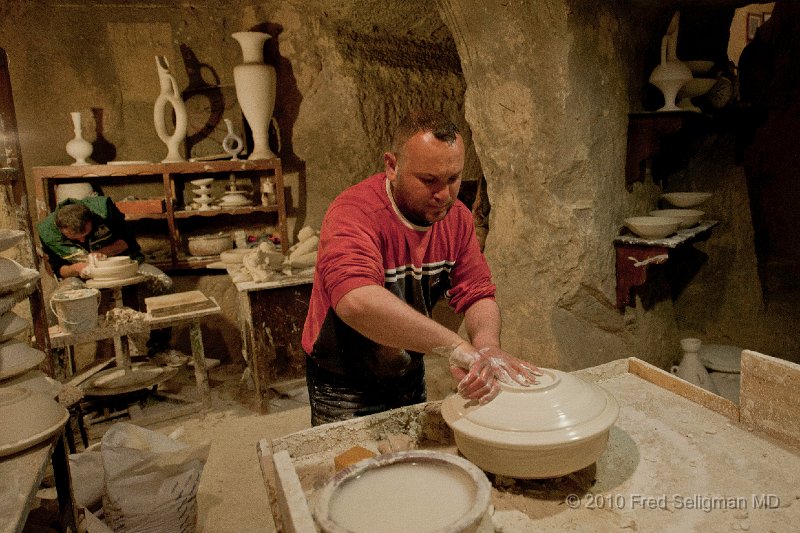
[1,0,789,372]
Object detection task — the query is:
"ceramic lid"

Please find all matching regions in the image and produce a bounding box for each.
[0,229,25,253]
[441,368,619,448]
[0,340,46,381]
[0,257,40,295]
[0,311,29,343]
[0,387,70,457]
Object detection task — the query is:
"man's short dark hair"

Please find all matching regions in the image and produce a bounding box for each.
[391,109,460,153]
[55,203,92,233]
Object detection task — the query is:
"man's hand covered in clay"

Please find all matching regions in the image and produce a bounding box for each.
[447,342,542,404]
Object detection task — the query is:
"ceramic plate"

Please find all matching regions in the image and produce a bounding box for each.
[699,344,742,373]
[0,229,25,252]
[0,341,46,381]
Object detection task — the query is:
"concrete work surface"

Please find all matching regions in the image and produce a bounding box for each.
[261,357,800,533]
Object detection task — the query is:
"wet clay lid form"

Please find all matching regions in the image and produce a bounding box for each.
[442,368,619,448]
[0,387,69,457]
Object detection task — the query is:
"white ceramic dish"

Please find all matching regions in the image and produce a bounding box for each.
[0,387,70,457]
[90,261,139,280]
[441,368,619,479]
[313,450,492,533]
[0,229,25,252]
[190,178,214,186]
[0,340,46,381]
[661,192,712,208]
[649,209,704,228]
[0,311,28,343]
[699,344,742,373]
[623,216,682,239]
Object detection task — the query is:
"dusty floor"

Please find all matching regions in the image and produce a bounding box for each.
[45,354,455,532]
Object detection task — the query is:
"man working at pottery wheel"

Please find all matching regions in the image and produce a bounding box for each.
[302,109,541,425]
[38,196,174,356]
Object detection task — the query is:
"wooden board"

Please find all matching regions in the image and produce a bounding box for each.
[145,290,215,318]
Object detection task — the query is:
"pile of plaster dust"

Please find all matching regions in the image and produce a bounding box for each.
[102,307,148,332]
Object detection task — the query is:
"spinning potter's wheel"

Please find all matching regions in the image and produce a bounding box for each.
[82,362,178,396]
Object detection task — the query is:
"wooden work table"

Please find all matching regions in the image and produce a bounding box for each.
[49,297,222,408]
[229,270,313,412]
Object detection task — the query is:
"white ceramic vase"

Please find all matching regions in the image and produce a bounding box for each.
[153,56,188,163]
[649,41,692,112]
[232,31,277,160]
[66,112,93,165]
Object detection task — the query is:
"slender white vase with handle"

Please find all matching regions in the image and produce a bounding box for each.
[153,55,187,162]
[232,31,277,160]
[66,112,93,165]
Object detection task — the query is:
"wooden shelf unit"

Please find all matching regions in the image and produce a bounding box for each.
[32,159,289,271]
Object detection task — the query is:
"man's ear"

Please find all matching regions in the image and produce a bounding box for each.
[384,152,398,181]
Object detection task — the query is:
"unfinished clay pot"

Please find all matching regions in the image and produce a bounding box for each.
[313,450,493,533]
[0,387,70,457]
[89,261,139,281]
[441,368,619,479]
[188,234,233,257]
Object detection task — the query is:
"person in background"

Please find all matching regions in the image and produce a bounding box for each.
[302,109,541,426]
[37,196,174,356]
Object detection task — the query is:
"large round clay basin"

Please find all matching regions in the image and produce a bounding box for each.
[313,450,492,533]
[441,368,619,479]
[0,387,69,457]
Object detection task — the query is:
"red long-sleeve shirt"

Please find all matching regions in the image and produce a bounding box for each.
[302,173,495,380]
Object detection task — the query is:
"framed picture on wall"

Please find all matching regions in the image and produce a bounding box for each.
[747,13,762,41]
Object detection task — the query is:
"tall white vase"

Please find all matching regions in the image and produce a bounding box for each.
[66,111,93,165]
[232,31,277,160]
[153,56,188,163]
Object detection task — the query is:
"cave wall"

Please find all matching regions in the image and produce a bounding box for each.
[1,0,787,371]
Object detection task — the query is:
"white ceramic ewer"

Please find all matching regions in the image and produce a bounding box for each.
[649,12,692,112]
[65,112,93,165]
[153,56,188,163]
[232,31,277,160]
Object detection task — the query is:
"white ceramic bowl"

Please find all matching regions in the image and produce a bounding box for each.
[0,340,46,381]
[649,209,704,228]
[0,387,70,457]
[0,229,25,252]
[313,450,492,533]
[441,368,619,479]
[623,216,682,239]
[661,192,712,208]
[90,261,139,280]
[188,234,233,256]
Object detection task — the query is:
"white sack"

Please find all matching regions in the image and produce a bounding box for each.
[100,422,210,533]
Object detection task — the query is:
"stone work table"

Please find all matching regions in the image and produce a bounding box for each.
[258,354,800,532]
